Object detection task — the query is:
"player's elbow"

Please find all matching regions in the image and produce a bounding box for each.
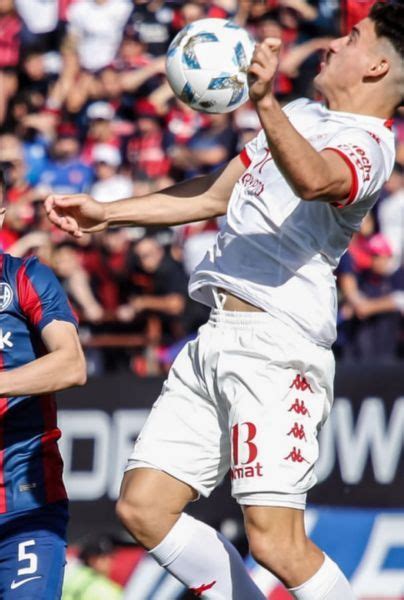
[298,177,340,202]
[75,363,87,386]
[65,352,87,387]
[298,178,328,201]
[74,356,87,386]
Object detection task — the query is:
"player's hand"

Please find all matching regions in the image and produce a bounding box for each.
[44,194,107,238]
[248,38,281,104]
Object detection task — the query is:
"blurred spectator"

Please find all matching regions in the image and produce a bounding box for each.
[91,144,133,203]
[126,100,170,179]
[115,27,151,70]
[169,112,237,178]
[0,0,21,125]
[125,0,175,57]
[37,122,93,194]
[65,0,132,72]
[90,229,133,312]
[52,241,104,323]
[19,50,58,105]
[62,534,123,600]
[118,236,187,330]
[378,163,404,273]
[0,133,32,204]
[81,102,121,164]
[338,234,402,361]
[15,0,64,51]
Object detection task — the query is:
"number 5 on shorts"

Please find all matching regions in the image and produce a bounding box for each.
[17,540,38,576]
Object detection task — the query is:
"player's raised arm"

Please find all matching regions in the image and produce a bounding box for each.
[45,155,246,238]
[248,38,354,203]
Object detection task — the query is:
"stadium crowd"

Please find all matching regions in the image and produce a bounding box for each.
[0,0,403,376]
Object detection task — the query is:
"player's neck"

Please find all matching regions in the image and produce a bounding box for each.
[325,87,395,120]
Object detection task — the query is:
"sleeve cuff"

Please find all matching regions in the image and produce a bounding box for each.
[38,313,79,332]
[240,147,252,168]
[324,147,359,208]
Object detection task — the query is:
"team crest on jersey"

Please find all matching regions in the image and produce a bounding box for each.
[0,283,13,311]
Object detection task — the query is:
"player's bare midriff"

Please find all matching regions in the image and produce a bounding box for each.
[218,288,264,312]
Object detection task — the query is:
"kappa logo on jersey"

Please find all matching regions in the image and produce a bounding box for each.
[230,422,263,480]
[287,422,307,441]
[289,375,313,393]
[288,399,311,417]
[0,329,13,350]
[0,283,13,311]
[284,446,309,464]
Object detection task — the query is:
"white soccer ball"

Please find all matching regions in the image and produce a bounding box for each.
[166,18,255,114]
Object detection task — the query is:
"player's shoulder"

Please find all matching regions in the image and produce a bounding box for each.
[282,98,329,129]
[10,256,57,289]
[0,254,51,304]
[0,253,27,279]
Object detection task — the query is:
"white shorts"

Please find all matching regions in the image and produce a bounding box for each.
[126,309,335,510]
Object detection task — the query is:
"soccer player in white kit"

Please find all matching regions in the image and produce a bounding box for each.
[46,3,404,598]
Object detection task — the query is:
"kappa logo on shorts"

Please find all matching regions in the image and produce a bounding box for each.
[284,447,309,464]
[230,422,264,480]
[290,374,313,393]
[287,423,307,441]
[288,399,311,417]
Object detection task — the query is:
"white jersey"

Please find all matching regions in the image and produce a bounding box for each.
[67,0,132,72]
[189,99,395,348]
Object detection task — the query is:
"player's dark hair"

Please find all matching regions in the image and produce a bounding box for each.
[369,1,404,60]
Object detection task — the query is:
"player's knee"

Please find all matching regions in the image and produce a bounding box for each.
[116,491,162,548]
[247,526,308,583]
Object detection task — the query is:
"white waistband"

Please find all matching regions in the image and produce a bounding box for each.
[208,308,273,328]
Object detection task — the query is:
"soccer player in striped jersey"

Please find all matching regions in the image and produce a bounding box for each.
[0,172,86,599]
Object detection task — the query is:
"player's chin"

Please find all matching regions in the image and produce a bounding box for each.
[313,70,325,93]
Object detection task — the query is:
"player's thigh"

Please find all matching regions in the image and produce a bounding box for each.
[126,337,230,499]
[0,529,66,600]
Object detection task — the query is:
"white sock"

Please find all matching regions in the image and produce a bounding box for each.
[150,513,266,599]
[289,554,356,599]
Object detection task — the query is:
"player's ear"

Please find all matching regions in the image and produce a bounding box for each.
[366,57,389,79]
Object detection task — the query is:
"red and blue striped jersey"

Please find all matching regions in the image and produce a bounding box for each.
[0,253,78,516]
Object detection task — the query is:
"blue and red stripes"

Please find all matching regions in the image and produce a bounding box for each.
[0,254,7,513]
[0,396,8,514]
[15,262,67,506]
[16,261,44,328]
[40,395,67,505]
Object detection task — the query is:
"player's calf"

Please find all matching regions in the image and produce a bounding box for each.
[243,505,323,587]
[243,505,356,599]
